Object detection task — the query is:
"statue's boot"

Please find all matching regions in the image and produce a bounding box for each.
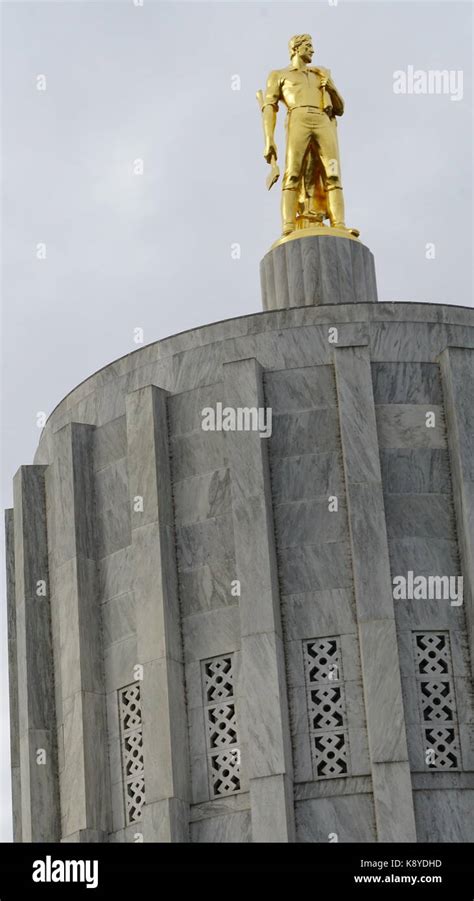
[327,186,346,228]
[281,188,298,236]
[327,186,360,237]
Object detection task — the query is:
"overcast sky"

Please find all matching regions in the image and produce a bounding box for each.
[0,0,472,842]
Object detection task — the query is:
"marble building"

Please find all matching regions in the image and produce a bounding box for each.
[5,235,474,843]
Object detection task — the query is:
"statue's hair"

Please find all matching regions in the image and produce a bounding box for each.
[288,34,312,58]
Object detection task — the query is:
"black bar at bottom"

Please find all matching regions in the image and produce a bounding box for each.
[0,841,471,897]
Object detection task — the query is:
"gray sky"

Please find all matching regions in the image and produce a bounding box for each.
[1,0,472,841]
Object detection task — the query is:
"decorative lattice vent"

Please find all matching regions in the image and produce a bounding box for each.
[118,683,146,823]
[202,656,241,797]
[413,632,460,770]
[303,638,349,778]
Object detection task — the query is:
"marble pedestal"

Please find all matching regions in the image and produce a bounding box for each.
[260,232,378,310]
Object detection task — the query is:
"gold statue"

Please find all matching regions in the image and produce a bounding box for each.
[258,34,359,239]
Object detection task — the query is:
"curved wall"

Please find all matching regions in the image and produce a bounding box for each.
[6,301,474,842]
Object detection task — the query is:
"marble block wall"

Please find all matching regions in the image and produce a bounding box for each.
[5,301,474,843]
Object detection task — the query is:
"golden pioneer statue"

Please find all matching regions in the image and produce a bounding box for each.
[257,34,359,238]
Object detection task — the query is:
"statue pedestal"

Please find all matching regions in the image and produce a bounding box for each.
[260,230,378,310]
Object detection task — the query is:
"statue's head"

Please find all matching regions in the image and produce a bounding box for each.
[288,34,314,64]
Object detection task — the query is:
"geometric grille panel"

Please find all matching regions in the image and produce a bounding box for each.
[303,637,349,780]
[203,656,234,703]
[118,683,146,823]
[312,731,348,778]
[207,703,238,749]
[414,633,450,676]
[210,749,241,796]
[125,774,145,825]
[412,632,460,770]
[424,727,460,770]
[304,638,342,684]
[420,680,455,723]
[202,654,241,797]
[308,686,345,731]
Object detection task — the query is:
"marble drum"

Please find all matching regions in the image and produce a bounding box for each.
[6,237,474,843]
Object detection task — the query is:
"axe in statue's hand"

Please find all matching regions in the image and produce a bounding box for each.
[265,152,280,191]
[256,90,280,190]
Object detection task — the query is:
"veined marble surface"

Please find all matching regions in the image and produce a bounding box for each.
[7,302,474,843]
